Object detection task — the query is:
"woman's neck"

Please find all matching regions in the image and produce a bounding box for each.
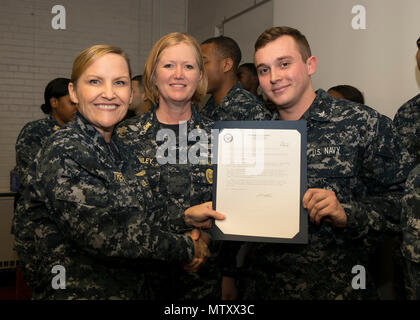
[51,110,64,126]
[156,99,192,124]
[96,127,113,143]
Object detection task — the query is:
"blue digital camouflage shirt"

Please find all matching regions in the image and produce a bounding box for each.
[240,89,414,299]
[13,112,195,299]
[116,105,218,299]
[400,164,420,299]
[200,81,271,121]
[15,115,61,192]
[393,93,420,164]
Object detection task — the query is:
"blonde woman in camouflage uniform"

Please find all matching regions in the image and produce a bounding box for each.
[116,32,225,300]
[12,44,223,299]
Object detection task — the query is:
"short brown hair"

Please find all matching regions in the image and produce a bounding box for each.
[143,32,207,105]
[255,26,312,62]
[71,45,132,85]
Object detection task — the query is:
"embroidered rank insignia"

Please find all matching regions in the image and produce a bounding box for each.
[113,172,125,182]
[205,168,213,184]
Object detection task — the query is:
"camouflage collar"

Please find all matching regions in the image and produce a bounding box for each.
[72,112,113,144]
[271,89,333,122]
[204,81,243,116]
[303,89,335,122]
[222,81,243,105]
[143,104,204,135]
[47,114,61,131]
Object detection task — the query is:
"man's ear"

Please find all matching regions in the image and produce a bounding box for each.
[68,82,79,104]
[306,56,317,76]
[222,57,234,73]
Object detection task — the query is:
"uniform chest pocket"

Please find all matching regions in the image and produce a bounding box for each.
[190,165,213,205]
[143,165,161,193]
[55,168,139,209]
[307,145,358,179]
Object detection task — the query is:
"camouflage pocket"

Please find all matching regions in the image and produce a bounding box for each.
[308,145,357,178]
[407,216,420,231]
[402,217,420,262]
[190,165,213,204]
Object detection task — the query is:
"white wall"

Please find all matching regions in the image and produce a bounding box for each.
[188,0,268,44]
[188,0,273,106]
[0,0,187,192]
[223,1,273,64]
[2,0,417,192]
[273,0,420,119]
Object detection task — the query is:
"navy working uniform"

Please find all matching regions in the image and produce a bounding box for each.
[13,116,61,288]
[393,93,420,298]
[116,105,217,299]
[12,113,196,299]
[15,116,61,193]
[400,164,420,299]
[239,89,414,299]
[200,82,271,121]
[393,93,420,163]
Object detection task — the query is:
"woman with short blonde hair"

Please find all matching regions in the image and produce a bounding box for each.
[116,33,223,300]
[143,32,207,106]
[13,43,221,299]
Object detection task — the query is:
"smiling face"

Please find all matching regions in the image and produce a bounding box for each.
[68,53,132,139]
[254,35,316,112]
[154,42,202,107]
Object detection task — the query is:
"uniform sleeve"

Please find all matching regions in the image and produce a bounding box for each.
[401,165,420,263]
[393,103,420,162]
[247,100,272,121]
[34,147,195,263]
[339,114,415,240]
[15,124,42,189]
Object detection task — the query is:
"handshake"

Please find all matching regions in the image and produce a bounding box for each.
[182,202,225,273]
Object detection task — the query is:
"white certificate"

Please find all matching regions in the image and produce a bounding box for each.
[212,121,307,243]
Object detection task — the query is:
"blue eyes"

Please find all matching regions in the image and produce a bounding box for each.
[88,79,126,85]
[163,64,195,70]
